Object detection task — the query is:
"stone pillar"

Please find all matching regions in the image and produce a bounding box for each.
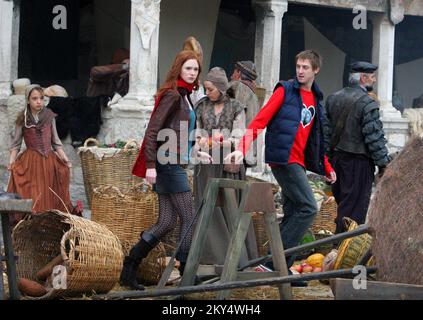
[98,0,161,144]
[371,13,409,153]
[253,0,288,103]
[0,0,20,102]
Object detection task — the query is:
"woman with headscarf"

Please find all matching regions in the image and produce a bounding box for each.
[7,85,73,225]
[193,67,257,266]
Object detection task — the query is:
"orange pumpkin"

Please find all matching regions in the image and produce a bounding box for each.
[305,253,325,268]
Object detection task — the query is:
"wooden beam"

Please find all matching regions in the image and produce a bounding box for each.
[330,278,423,300]
[0,199,33,213]
[93,268,377,300]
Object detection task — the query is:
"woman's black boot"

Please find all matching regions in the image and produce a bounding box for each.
[119,231,159,290]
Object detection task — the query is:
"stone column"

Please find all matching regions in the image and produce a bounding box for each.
[98,0,161,144]
[253,0,288,103]
[0,0,20,102]
[371,13,409,153]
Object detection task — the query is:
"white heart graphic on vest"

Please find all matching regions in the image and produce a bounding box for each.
[301,104,316,128]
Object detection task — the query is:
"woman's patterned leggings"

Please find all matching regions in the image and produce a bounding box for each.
[147,191,195,262]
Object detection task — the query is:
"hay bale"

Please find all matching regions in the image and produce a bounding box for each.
[368,136,423,285]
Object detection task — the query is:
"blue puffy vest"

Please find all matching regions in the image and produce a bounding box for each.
[264,78,326,175]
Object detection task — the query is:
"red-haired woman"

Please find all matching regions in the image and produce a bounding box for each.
[120,50,204,290]
[7,85,73,225]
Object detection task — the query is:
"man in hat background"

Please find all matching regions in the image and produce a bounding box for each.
[229,61,260,167]
[324,61,391,234]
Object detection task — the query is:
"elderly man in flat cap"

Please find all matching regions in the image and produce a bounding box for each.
[324,61,391,234]
[229,61,260,167]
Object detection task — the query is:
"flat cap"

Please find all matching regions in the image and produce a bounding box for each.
[235,61,258,81]
[350,61,378,73]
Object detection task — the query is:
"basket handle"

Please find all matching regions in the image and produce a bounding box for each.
[324,196,336,204]
[60,230,74,262]
[123,139,139,150]
[83,138,100,148]
[94,185,125,197]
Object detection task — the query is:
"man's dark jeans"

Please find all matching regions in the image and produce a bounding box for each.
[266,164,318,269]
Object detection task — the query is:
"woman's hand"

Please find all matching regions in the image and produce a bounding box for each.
[146,168,157,185]
[197,151,213,164]
[7,162,14,171]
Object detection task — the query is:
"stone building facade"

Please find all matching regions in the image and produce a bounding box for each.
[1,0,422,209]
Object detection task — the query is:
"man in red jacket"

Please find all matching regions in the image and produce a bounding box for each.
[226,50,336,276]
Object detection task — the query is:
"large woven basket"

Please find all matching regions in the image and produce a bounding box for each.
[311,191,338,234]
[78,138,142,207]
[91,184,167,285]
[333,217,372,270]
[12,210,123,299]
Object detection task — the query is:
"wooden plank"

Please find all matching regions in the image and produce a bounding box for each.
[221,188,250,263]
[243,182,275,213]
[330,278,423,300]
[218,179,248,190]
[93,268,374,300]
[264,211,292,300]
[179,179,220,287]
[217,213,253,300]
[1,213,21,300]
[0,199,33,213]
[217,183,251,300]
[236,271,280,281]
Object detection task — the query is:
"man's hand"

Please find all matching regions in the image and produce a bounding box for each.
[325,171,337,184]
[197,151,213,164]
[224,150,244,164]
[146,168,157,185]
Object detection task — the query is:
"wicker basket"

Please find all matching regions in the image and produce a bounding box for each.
[78,138,143,207]
[12,210,123,299]
[333,217,372,270]
[91,184,167,285]
[311,191,338,234]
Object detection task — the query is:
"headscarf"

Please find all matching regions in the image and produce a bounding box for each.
[205,67,229,96]
[24,85,55,129]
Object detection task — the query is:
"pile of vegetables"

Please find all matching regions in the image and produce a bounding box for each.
[291,253,325,274]
[98,140,130,149]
